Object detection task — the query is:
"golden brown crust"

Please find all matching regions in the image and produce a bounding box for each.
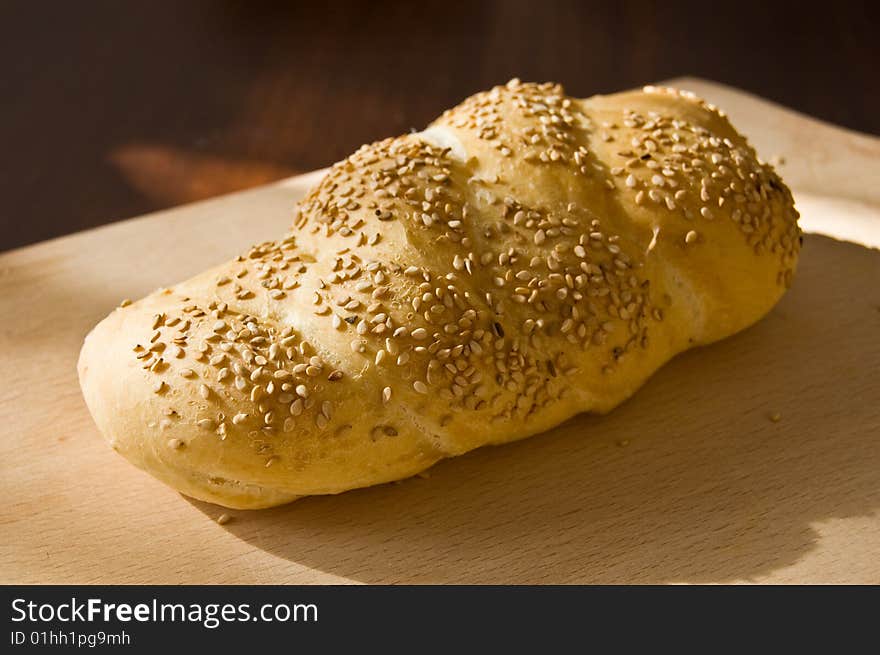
[78,81,800,509]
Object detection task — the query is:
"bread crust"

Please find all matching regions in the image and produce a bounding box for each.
[78,81,800,509]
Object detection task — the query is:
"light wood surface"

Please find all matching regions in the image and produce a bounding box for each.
[2,78,878,584]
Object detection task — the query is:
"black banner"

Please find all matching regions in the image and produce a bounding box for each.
[2,585,875,651]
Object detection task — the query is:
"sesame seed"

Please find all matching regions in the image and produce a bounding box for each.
[232,82,798,434]
[684,230,699,244]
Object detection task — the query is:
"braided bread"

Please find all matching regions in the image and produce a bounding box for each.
[78,81,800,509]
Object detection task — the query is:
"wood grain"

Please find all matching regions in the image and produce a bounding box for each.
[1,79,878,584]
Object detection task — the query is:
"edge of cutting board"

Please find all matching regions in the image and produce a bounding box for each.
[2,76,879,264]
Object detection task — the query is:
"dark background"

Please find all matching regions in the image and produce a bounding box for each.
[2,0,878,252]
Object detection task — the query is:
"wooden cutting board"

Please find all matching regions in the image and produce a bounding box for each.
[2,78,878,584]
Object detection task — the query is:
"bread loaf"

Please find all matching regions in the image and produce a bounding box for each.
[78,81,800,509]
